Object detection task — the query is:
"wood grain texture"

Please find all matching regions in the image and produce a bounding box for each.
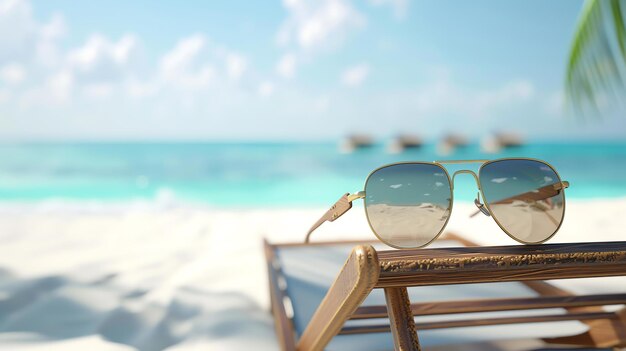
[524,278,626,348]
[350,293,626,319]
[340,311,617,335]
[376,241,626,288]
[384,287,421,351]
[296,245,379,351]
[409,235,626,348]
[544,306,626,348]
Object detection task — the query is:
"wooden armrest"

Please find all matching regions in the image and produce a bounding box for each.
[297,245,379,351]
[376,241,626,288]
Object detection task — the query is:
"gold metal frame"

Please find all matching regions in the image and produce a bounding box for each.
[305,157,570,249]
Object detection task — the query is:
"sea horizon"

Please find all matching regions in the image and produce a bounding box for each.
[1,140,624,207]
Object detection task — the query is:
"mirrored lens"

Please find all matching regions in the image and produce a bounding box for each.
[364,163,452,248]
[480,159,565,243]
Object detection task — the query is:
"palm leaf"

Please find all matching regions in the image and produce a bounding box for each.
[565,0,626,117]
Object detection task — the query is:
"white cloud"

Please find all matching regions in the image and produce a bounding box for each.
[160,34,205,79]
[274,0,365,78]
[278,0,364,51]
[226,53,247,80]
[68,36,106,70]
[0,2,256,112]
[155,35,249,91]
[276,53,297,78]
[111,35,137,64]
[299,2,354,49]
[36,13,66,66]
[42,33,139,102]
[68,34,138,73]
[0,62,25,83]
[158,35,215,90]
[341,63,369,86]
[0,0,68,70]
[39,12,65,40]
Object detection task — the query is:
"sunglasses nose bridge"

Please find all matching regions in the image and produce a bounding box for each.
[450,169,481,191]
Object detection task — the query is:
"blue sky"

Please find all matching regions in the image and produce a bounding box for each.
[0,0,624,141]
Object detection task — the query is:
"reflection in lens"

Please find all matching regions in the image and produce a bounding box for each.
[480,159,565,243]
[364,163,452,248]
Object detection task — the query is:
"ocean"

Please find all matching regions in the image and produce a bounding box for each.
[0,142,624,207]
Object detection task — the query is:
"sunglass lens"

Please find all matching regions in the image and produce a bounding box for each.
[364,163,452,248]
[480,159,565,243]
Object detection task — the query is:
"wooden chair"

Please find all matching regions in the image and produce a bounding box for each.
[265,234,626,351]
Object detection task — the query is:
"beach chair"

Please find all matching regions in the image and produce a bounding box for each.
[264,234,626,350]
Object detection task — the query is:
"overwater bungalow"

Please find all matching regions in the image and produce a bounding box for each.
[386,134,423,154]
[339,134,375,153]
[481,132,524,153]
[437,133,469,155]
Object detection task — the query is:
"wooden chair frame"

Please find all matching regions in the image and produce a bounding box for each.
[265,234,626,351]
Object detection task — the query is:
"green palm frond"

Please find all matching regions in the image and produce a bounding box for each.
[566,0,626,117]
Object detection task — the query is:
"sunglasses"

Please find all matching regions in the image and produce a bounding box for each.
[305,158,569,249]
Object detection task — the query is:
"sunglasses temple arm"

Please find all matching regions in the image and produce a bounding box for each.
[304,191,365,243]
[469,181,570,218]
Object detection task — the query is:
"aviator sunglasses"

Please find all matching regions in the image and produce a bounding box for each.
[305,158,569,249]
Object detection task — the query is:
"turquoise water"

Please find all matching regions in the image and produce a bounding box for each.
[0,142,624,207]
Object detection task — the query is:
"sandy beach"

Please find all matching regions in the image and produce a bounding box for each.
[0,198,624,350]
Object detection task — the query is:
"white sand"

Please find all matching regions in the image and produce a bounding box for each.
[0,198,625,350]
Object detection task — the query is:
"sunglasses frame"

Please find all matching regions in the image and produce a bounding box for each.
[363,161,454,249]
[477,158,567,247]
[305,157,569,249]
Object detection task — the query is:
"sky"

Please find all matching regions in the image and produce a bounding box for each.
[0,0,625,142]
